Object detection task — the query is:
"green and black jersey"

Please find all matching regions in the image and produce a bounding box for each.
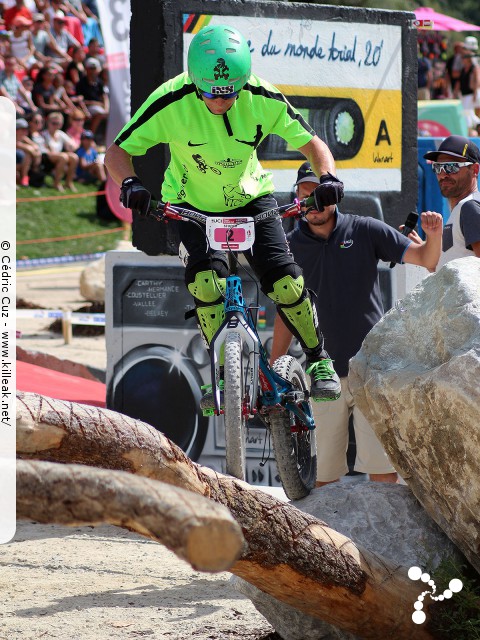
[115,72,314,212]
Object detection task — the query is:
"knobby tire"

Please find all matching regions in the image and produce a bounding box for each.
[224,332,247,481]
[269,355,317,500]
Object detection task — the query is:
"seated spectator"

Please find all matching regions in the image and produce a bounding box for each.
[52,70,76,116]
[76,56,108,136]
[42,110,79,191]
[0,54,36,114]
[64,78,90,117]
[0,31,12,64]
[17,74,36,114]
[81,0,99,20]
[32,65,61,114]
[28,109,48,149]
[31,12,55,69]
[44,10,79,69]
[85,36,105,66]
[4,0,33,31]
[10,15,38,72]
[65,44,85,84]
[76,128,105,183]
[16,116,42,185]
[81,13,102,48]
[66,107,85,148]
[46,0,86,27]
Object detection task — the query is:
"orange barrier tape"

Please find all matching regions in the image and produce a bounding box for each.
[17,226,124,245]
[17,190,106,203]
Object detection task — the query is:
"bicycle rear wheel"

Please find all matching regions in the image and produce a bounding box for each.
[270,355,317,500]
[224,332,247,481]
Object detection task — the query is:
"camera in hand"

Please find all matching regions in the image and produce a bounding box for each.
[389,211,419,268]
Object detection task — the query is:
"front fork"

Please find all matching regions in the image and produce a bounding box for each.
[209,275,260,416]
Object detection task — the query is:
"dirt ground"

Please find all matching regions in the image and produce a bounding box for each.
[0,522,276,640]
[12,262,278,640]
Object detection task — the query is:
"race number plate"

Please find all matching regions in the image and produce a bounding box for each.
[206,217,255,250]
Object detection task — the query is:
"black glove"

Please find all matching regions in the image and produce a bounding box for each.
[120,176,151,215]
[312,172,344,211]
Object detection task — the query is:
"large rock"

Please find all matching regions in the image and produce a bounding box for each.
[349,257,480,574]
[234,482,461,640]
[80,240,134,302]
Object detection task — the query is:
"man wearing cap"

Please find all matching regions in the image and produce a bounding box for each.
[75,56,108,136]
[424,135,480,268]
[271,161,443,487]
[31,13,53,68]
[45,10,80,69]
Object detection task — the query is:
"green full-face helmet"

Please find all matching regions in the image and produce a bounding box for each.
[187,24,251,95]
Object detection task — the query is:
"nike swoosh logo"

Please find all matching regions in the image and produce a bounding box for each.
[188,141,207,147]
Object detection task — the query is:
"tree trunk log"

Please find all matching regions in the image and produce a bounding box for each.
[16,392,436,639]
[16,459,244,572]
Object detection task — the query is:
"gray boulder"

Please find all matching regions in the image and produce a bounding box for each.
[349,257,480,574]
[80,240,134,302]
[234,482,461,640]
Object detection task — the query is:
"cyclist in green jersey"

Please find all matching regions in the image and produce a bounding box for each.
[105,23,344,406]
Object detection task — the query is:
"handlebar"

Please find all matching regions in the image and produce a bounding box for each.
[144,197,316,226]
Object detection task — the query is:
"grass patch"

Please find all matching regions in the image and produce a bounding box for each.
[16,177,124,261]
[427,557,480,639]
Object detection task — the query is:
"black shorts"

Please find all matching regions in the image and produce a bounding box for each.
[176,194,298,287]
[41,153,55,172]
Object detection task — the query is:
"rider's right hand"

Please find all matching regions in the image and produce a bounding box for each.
[120,176,152,215]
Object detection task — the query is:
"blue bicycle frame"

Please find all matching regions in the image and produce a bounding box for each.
[209,274,315,430]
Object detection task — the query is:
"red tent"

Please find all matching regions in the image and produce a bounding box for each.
[17,361,106,407]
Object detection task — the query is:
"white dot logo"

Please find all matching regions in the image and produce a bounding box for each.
[408,566,463,625]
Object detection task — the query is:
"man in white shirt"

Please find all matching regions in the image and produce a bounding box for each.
[424,135,480,268]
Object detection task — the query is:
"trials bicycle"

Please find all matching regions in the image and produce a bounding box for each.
[148,198,317,500]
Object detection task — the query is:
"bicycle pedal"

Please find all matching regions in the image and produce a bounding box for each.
[202,408,215,417]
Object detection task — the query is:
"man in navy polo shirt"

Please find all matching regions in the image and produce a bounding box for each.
[271,162,443,487]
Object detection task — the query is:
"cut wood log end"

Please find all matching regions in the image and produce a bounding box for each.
[186,521,245,573]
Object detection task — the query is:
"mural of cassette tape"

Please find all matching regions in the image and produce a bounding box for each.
[183,15,403,194]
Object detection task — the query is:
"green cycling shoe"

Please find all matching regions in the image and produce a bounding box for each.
[306,355,341,401]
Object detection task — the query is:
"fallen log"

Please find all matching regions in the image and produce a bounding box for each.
[16,392,436,639]
[16,458,244,572]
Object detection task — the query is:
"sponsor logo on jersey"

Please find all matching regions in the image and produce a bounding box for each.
[215,157,242,168]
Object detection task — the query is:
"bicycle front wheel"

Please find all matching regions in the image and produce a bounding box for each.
[224,332,247,481]
[270,355,317,500]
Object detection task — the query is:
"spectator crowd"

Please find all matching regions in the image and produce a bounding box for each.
[418,32,480,136]
[0,0,109,189]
